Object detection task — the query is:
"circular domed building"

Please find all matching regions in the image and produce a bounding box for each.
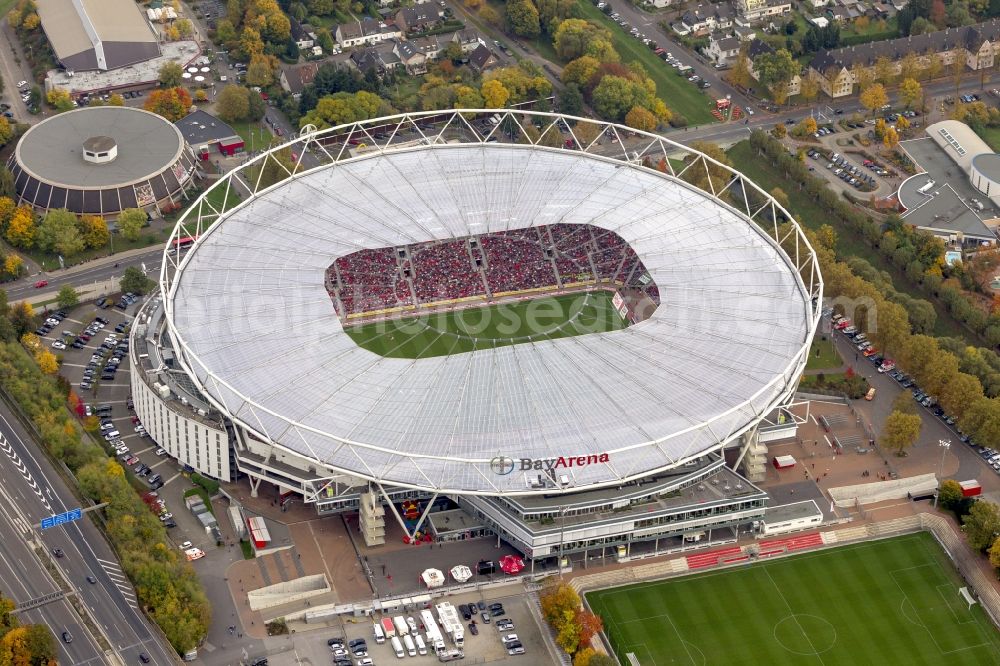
[7,106,199,219]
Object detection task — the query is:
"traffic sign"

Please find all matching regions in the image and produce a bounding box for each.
[40,508,82,530]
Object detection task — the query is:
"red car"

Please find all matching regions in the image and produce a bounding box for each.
[34,280,48,288]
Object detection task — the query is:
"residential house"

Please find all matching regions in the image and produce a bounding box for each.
[278,61,320,97]
[394,41,428,75]
[335,17,402,48]
[412,35,443,60]
[706,34,741,64]
[808,0,830,6]
[734,0,792,23]
[734,25,757,41]
[290,18,314,50]
[673,3,734,36]
[452,28,482,53]
[468,43,498,73]
[395,5,442,34]
[744,38,802,95]
[807,18,1000,98]
[349,44,401,76]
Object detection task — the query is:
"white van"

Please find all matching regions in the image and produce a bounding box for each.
[390,635,404,658]
[414,634,427,655]
[393,615,409,636]
[403,634,417,657]
[372,622,385,644]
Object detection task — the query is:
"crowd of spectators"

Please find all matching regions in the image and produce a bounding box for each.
[481,231,556,295]
[330,224,655,315]
[411,240,487,302]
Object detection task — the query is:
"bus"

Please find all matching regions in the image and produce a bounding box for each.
[172,235,198,250]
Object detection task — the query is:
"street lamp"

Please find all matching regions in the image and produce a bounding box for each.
[934,439,951,509]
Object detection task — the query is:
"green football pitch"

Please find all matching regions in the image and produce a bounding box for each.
[344,291,628,359]
[587,533,1000,666]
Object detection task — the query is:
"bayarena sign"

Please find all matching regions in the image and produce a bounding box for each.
[490,454,612,476]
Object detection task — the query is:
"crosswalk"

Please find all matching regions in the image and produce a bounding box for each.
[96,557,139,609]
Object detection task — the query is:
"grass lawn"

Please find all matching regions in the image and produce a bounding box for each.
[345,291,627,359]
[805,336,841,371]
[573,1,715,125]
[726,140,968,340]
[974,125,1000,152]
[229,120,274,151]
[588,533,1000,666]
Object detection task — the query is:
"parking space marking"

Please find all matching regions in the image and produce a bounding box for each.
[150,459,172,470]
[162,473,181,486]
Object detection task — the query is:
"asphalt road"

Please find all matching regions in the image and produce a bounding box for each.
[0,407,178,665]
[6,248,164,303]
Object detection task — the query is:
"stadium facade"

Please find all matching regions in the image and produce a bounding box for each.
[131,111,821,561]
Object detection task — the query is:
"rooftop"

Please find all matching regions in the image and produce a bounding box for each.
[167,139,813,495]
[37,0,159,71]
[176,110,241,147]
[15,107,185,189]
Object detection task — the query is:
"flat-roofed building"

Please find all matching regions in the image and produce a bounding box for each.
[37,0,160,72]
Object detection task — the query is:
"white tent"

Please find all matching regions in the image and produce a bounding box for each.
[450,565,472,583]
[421,568,445,588]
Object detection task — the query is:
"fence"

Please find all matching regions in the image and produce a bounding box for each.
[576,513,1000,665]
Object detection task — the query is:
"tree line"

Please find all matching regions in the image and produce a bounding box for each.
[0,294,211,654]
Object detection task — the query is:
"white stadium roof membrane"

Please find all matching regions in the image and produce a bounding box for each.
[165,113,818,495]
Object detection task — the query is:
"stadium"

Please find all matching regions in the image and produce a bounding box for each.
[131,110,821,562]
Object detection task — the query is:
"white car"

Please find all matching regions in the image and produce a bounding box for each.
[155,448,166,456]
[180,541,192,549]
[51,340,66,350]
[16,80,26,88]
[406,616,418,634]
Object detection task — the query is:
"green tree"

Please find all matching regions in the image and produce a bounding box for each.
[937,479,963,510]
[755,49,798,105]
[216,85,251,123]
[117,208,146,242]
[36,209,85,257]
[505,0,540,38]
[962,500,1000,551]
[56,285,79,309]
[559,83,583,115]
[120,266,154,295]
[879,410,922,456]
[158,61,185,87]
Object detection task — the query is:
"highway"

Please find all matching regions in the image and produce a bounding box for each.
[0,407,178,665]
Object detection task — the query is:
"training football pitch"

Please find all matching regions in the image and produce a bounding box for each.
[587,533,1000,666]
[344,291,627,359]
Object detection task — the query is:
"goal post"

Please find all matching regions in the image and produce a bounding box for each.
[959,586,977,611]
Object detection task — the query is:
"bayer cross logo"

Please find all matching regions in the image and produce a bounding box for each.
[490,456,516,475]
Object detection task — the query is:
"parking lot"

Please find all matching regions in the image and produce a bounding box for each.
[43,297,212,549]
[264,591,544,666]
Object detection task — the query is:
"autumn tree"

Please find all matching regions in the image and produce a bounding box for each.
[36,349,58,374]
[245,53,276,87]
[0,117,13,147]
[859,83,888,117]
[108,93,125,106]
[553,19,610,62]
[624,105,657,132]
[681,141,733,196]
[3,254,23,278]
[482,79,510,108]
[79,215,109,249]
[562,56,601,88]
[899,77,923,109]
[772,122,787,139]
[117,208,146,242]
[158,61,185,87]
[45,88,73,112]
[727,45,753,89]
[5,206,34,248]
[879,410,922,456]
[143,87,192,121]
[883,125,899,149]
[989,536,1000,570]
[799,76,820,103]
